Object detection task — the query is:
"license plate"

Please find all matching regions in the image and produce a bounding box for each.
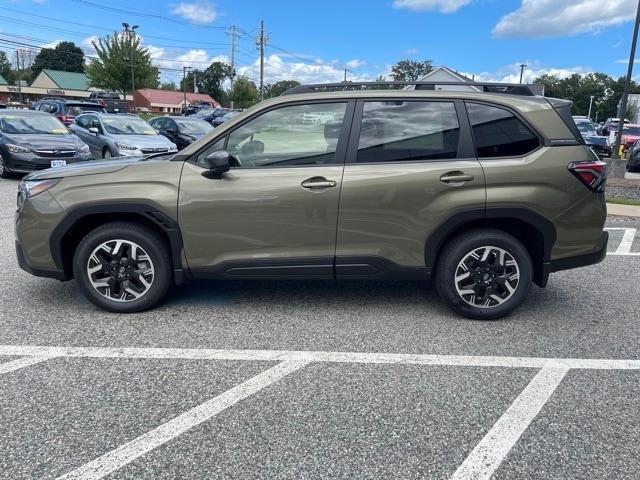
[50,160,67,168]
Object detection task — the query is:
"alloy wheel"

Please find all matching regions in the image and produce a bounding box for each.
[86,239,154,302]
[454,246,520,309]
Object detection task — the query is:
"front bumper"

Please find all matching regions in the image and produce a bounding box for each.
[4,151,93,173]
[16,240,67,280]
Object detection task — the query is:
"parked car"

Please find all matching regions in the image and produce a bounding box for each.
[0,110,91,177]
[149,116,213,150]
[212,110,240,127]
[193,107,229,125]
[69,113,177,158]
[621,124,640,151]
[31,98,105,126]
[573,117,611,158]
[182,102,215,116]
[88,91,130,113]
[628,139,640,172]
[601,118,629,136]
[15,81,608,319]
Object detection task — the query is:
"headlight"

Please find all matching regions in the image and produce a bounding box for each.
[19,178,61,198]
[115,143,138,150]
[7,144,32,154]
[78,144,90,153]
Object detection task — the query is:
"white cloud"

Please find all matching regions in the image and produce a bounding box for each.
[615,58,640,64]
[236,54,373,85]
[42,40,62,49]
[346,59,366,69]
[474,62,589,84]
[393,0,472,13]
[493,0,637,38]
[403,48,420,55]
[170,2,217,24]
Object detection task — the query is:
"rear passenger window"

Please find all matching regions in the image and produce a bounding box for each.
[466,103,539,158]
[356,101,459,163]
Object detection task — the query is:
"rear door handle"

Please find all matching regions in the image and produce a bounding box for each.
[301,177,337,189]
[440,172,475,184]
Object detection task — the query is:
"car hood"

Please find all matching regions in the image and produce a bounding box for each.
[108,133,174,148]
[24,157,144,181]
[3,133,84,150]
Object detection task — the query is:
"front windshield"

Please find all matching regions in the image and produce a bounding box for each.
[623,126,640,136]
[176,119,213,135]
[576,122,596,134]
[0,114,68,135]
[102,117,156,135]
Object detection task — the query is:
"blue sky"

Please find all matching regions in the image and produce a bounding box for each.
[0,0,638,85]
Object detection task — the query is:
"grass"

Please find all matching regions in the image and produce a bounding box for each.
[606,197,640,206]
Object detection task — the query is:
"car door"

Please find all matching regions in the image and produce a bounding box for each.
[79,114,102,156]
[178,100,354,278]
[335,99,486,277]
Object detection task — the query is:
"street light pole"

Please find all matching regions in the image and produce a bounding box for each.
[613,0,640,159]
[588,95,595,120]
[182,66,192,111]
[122,23,139,101]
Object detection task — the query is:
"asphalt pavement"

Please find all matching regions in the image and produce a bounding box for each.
[1,176,639,480]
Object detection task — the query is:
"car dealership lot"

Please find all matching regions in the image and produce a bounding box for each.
[1,177,640,479]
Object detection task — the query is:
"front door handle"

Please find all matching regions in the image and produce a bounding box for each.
[301,177,337,189]
[440,172,475,184]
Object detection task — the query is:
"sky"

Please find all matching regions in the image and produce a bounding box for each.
[0,0,638,86]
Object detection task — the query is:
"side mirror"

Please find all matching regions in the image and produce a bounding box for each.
[88,127,100,135]
[202,150,231,179]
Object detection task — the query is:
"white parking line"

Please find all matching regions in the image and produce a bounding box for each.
[0,344,639,370]
[0,355,58,375]
[450,367,568,480]
[56,360,309,480]
[605,227,640,256]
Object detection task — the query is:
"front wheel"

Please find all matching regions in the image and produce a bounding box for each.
[72,222,172,313]
[0,154,10,178]
[435,229,533,320]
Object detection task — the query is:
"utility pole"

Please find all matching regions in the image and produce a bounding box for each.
[122,23,139,100]
[519,63,527,84]
[343,68,347,82]
[15,51,22,105]
[613,0,640,159]
[182,66,192,110]
[228,25,237,108]
[588,95,595,119]
[257,20,267,101]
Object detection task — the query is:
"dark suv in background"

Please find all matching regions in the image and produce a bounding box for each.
[15,81,608,320]
[31,98,105,125]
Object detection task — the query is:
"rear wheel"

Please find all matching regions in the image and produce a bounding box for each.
[435,229,532,320]
[73,222,172,313]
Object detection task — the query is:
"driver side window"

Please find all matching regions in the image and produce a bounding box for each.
[225,102,347,168]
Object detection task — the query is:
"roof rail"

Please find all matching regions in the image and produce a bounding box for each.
[282,81,542,97]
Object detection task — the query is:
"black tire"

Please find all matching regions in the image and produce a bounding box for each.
[72,221,172,313]
[435,228,533,320]
[102,147,112,159]
[0,154,11,178]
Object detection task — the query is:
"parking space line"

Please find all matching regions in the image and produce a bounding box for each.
[1,345,639,370]
[605,227,639,256]
[450,367,568,480]
[0,355,58,375]
[55,360,310,480]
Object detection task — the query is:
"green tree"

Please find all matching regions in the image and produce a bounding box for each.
[0,50,13,83]
[180,62,234,104]
[32,42,85,77]
[264,80,300,98]
[85,32,159,96]
[229,77,259,109]
[390,59,433,82]
[160,81,177,90]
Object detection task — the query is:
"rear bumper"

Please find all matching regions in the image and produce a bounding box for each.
[16,240,67,281]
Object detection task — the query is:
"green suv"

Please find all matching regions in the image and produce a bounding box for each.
[14,82,608,319]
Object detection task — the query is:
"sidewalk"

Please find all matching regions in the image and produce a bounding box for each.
[607,203,640,218]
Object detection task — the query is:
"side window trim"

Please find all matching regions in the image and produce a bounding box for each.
[345,98,467,164]
[187,99,356,169]
[463,100,543,160]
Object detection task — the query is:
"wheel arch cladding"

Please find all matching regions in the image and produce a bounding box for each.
[50,203,186,282]
[425,208,556,288]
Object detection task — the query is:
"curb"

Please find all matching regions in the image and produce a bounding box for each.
[607,203,640,218]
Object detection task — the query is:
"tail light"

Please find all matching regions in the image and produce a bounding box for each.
[58,115,73,125]
[568,160,606,192]
[99,99,106,108]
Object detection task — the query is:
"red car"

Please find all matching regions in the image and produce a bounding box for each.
[622,124,640,150]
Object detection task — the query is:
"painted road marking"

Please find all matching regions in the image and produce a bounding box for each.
[605,227,640,256]
[56,360,309,480]
[450,367,569,480]
[0,354,58,375]
[1,344,640,370]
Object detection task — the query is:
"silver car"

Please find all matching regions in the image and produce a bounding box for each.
[69,113,177,159]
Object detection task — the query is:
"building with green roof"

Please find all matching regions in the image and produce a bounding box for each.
[30,69,91,91]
